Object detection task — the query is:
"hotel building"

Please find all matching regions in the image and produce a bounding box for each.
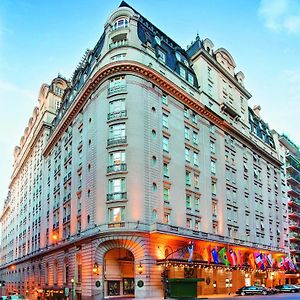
[0,1,293,299]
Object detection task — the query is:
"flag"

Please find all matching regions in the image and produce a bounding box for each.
[278,257,286,271]
[211,247,219,264]
[285,257,296,271]
[254,252,265,270]
[219,247,230,266]
[293,256,298,271]
[248,253,256,269]
[206,245,211,264]
[228,249,237,266]
[236,250,243,267]
[266,253,274,268]
[263,254,269,267]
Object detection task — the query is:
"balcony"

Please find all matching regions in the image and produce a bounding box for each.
[289,197,300,208]
[107,163,127,174]
[109,39,128,50]
[288,210,300,219]
[108,84,127,96]
[289,221,300,230]
[220,100,240,118]
[107,136,127,146]
[289,233,300,241]
[288,185,300,197]
[287,173,300,186]
[107,110,127,121]
[107,192,127,201]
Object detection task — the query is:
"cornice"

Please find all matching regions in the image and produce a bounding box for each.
[42,60,281,167]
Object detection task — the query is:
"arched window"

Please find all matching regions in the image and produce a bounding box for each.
[113,18,129,30]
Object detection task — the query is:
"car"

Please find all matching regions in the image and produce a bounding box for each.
[0,296,7,300]
[275,284,300,293]
[7,296,27,300]
[236,285,271,296]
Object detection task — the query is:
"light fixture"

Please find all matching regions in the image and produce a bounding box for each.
[138,262,143,274]
[71,278,74,284]
[93,263,99,275]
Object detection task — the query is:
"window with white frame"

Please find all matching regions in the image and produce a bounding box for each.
[109,151,126,166]
[193,152,199,166]
[186,195,191,208]
[188,73,194,85]
[113,17,129,30]
[195,197,200,210]
[164,212,170,224]
[185,172,191,186]
[109,99,125,113]
[157,48,166,63]
[163,187,169,203]
[163,136,169,152]
[162,94,168,105]
[211,160,216,174]
[163,163,169,178]
[194,174,199,189]
[108,206,125,222]
[162,113,169,128]
[184,127,190,140]
[185,148,190,162]
[108,178,125,193]
[184,106,189,118]
[179,66,186,78]
[109,123,125,139]
[192,131,198,145]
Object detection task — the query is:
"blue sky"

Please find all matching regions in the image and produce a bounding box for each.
[0,0,299,206]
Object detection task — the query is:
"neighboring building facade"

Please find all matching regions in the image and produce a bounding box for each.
[278,134,300,283]
[0,2,294,299]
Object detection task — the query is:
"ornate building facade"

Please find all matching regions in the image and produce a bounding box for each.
[0,2,294,299]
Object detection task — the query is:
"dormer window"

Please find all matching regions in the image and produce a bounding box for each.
[179,66,186,78]
[112,18,129,30]
[188,74,194,85]
[157,48,166,63]
[155,35,161,45]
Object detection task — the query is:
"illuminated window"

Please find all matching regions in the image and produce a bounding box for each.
[108,207,125,222]
[109,151,126,166]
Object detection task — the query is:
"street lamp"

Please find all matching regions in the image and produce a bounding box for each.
[71,278,75,300]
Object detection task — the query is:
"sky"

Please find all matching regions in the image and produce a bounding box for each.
[0,0,299,207]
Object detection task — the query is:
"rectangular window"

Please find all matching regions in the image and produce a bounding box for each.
[109,151,126,165]
[162,113,169,128]
[233,209,238,223]
[185,172,191,186]
[184,127,190,140]
[163,137,169,152]
[158,48,166,63]
[211,160,216,174]
[227,207,231,221]
[162,94,168,105]
[109,76,126,93]
[163,187,169,203]
[109,178,125,193]
[108,207,125,222]
[111,53,126,61]
[164,212,170,224]
[195,198,200,210]
[185,148,190,162]
[109,123,125,138]
[163,163,169,178]
[184,107,189,118]
[194,174,199,189]
[179,66,186,78]
[211,182,217,196]
[109,99,125,113]
[186,218,191,228]
[186,195,191,208]
[192,131,198,145]
[208,83,213,95]
[210,142,215,154]
[191,113,197,124]
[193,152,199,166]
[188,74,194,85]
[195,220,200,230]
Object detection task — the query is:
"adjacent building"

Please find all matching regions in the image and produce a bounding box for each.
[0,2,295,299]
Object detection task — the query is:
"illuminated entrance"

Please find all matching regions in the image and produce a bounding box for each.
[104,248,135,298]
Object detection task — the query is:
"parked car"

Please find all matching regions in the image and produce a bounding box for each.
[7,296,27,300]
[275,284,300,293]
[236,285,270,296]
[0,296,7,300]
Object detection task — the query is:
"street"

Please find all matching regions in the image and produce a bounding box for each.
[207,294,300,299]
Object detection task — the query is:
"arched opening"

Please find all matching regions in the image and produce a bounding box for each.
[104,248,135,298]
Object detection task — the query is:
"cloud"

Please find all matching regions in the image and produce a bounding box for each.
[259,0,300,34]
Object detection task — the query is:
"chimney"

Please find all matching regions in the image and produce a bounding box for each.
[253,105,261,118]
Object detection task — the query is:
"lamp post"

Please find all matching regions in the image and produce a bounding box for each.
[71,278,75,300]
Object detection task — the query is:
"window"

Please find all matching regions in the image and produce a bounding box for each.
[109,151,126,166]
[208,83,213,95]
[179,66,186,78]
[208,66,212,79]
[109,99,125,113]
[185,148,190,162]
[109,207,125,222]
[163,137,169,152]
[191,113,197,124]
[195,198,200,210]
[193,152,199,166]
[184,107,189,118]
[157,49,166,63]
[109,76,126,93]
[186,218,191,228]
[184,127,190,140]
[162,114,169,128]
[163,163,169,178]
[186,195,191,208]
[113,17,129,30]
[164,212,170,224]
[163,187,169,203]
[192,131,198,145]
[233,209,237,223]
[185,172,191,186]
[194,174,199,189]
[162,94,168,105]
[109,123,125,139]
[111,53,126,61]
[211,182,217,196]
[211,160,216,174]
[227,207,231,221]
[210,142,215,154]
[195,220,200,230]
[188,74,194,85]
[109,178,125,193]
